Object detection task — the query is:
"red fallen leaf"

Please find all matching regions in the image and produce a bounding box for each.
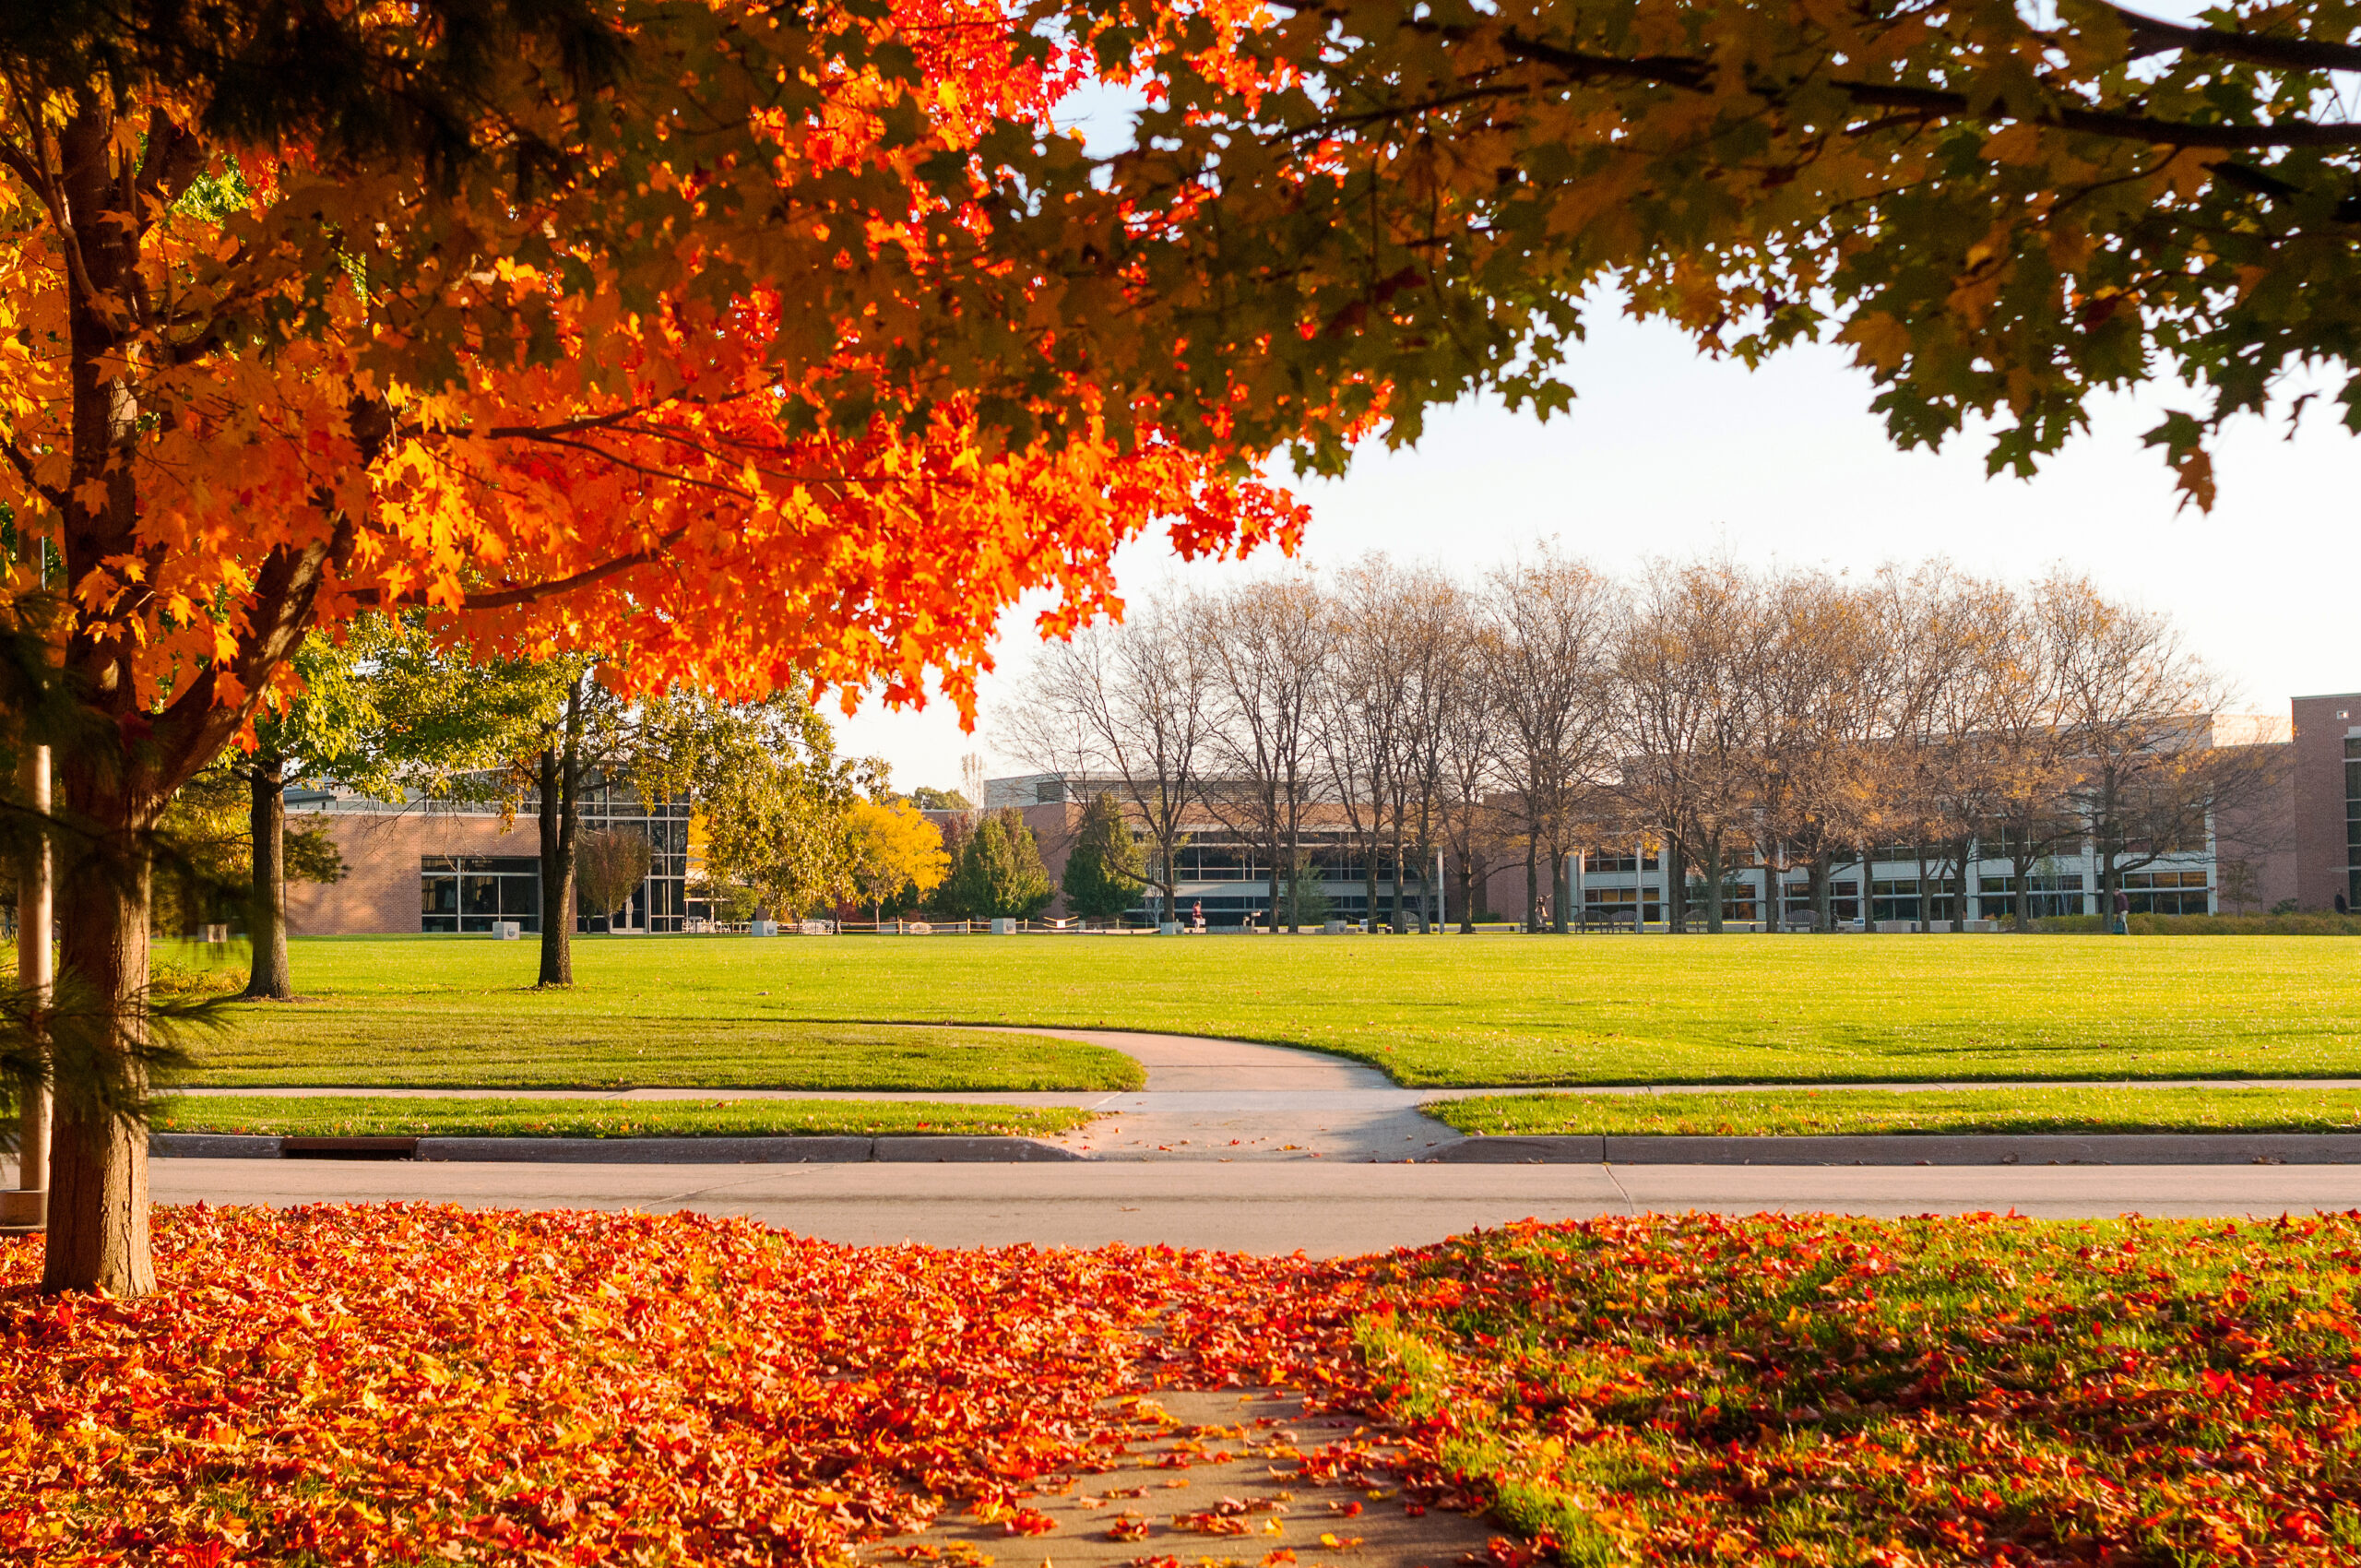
[1106,1515,1151,1541]
[1173,1512,1254,1536]
[1006,1508,1058,1537]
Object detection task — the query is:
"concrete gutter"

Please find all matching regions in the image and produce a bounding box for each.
[150,1133,1086,1163]
[1430,1134,2361,1165]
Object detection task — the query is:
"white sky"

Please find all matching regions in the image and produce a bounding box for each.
[835,14,2361,796]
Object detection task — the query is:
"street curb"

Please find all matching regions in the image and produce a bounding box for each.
[874,1134,1086,1162]
[1430,1133,2361,1165]
[150,1134,1084,1164]
[151,1134,285,1159]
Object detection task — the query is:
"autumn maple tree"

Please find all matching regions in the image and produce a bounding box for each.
[0,0,1335,1297]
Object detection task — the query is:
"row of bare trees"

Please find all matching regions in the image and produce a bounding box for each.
[1005,553,2277,932]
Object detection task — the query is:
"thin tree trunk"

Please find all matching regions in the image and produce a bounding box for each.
[242,753,292,999]
[1667,836,1689,933]
[1704,837,1726,933]
[536,684,584,984]
[42,768,155,1297]
[1524,831,1539,932]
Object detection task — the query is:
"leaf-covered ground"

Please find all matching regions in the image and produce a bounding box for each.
[1,1206,1370,1566]
[1360,1213,2361,1565]
[154,1095,1096,1139]
[1430,1085,2361,1137]
[10,1206,2361,1565]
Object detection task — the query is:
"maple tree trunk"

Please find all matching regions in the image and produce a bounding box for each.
[42,763,156,1298]
[243,754,292,999]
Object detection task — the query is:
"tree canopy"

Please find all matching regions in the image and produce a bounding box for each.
[1097,0,2360,507]
[846,798,953,920]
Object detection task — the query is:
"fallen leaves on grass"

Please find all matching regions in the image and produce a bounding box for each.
[1358,1212,2361,1565]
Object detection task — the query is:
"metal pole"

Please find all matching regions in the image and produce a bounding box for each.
[1569,850,1586,933]
[12,742,49,1215]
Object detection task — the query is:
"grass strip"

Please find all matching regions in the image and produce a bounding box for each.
[1360,1213,2361,1562]
[148,932,2361,1089]
[1429,1084,2361,1136]
[152,1094,1097,1139]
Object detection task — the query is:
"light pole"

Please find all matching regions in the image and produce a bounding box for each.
[5,740,50,1230]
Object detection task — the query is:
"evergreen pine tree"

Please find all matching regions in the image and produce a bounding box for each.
[998,811,1058,919]
[941,811,1056,919]
[1062,793,1145,921]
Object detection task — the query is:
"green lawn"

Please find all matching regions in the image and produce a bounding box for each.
[1431,1085,2361,1136]
[160,932,2361,1088]
[154,1094,1094,1139]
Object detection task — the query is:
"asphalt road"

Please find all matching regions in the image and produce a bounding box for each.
[149,1158,2361,1255]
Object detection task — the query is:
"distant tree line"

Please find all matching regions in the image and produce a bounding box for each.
[1006,554,2284,933]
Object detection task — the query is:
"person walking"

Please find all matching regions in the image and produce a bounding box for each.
[2111,887,2130,935]
[1191,899,1204,932]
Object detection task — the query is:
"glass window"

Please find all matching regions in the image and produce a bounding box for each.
[462,874,503,915]
[421,875,458,916]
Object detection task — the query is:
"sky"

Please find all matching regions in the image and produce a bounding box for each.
[832,15,2361,797]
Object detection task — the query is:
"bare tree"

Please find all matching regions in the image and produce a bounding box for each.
[2040,574,2234,918]
[1002,592,1216,924]
[1434,612,1501,932]
[1482,552,1619,933]
[1616,561,1767,933]
[1390,567,1465,932]
[1747,568,1886,932]
[1315,560,1411,931]
[1952,581,2078,932]
[1202,577,1328,932]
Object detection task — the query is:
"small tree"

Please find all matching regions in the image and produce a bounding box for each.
[941,812,1055,920]
[575,831,653,925]
[2218,858,2260,916]
[847,800,951,921]
[1061,794,1145,921]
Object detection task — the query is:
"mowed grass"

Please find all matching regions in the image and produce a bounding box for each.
[163,946,1143,1089]
[154,1095,1095,1139]
[1432,1085,2361,1136]
[169,932,2361,1087]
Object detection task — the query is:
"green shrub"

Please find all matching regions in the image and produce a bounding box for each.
[2032,911,2361,935]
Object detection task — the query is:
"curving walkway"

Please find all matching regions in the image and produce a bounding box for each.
[172,1025,2361,1162]
[1015,1028,1462,1161]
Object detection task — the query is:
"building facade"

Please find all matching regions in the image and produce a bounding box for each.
[272,693,2355,934]
[284,780,694,936]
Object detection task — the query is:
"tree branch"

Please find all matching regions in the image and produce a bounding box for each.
[2100,2,2361,74]
[1492,30,2361,149]
[343,526,691,612]
[0,440,67,511]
